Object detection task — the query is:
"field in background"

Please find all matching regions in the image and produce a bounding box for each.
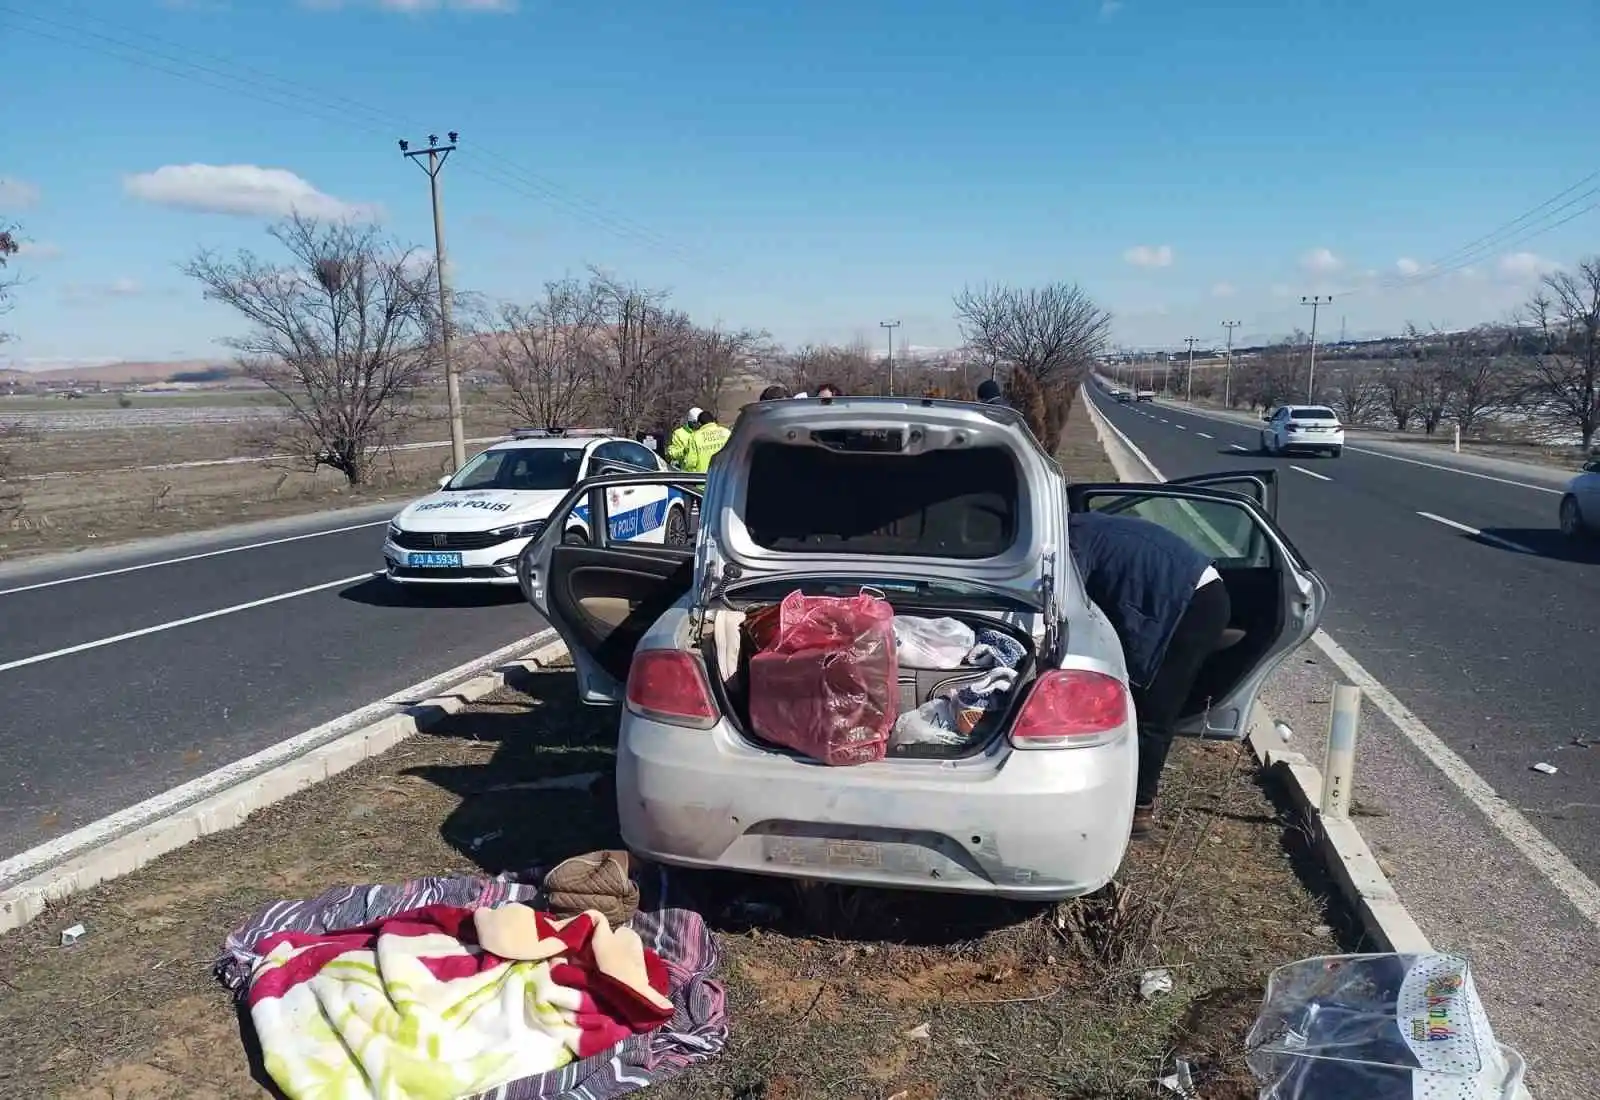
[0,379,771,561]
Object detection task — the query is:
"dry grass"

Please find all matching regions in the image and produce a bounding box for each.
[0,667,1345,1100]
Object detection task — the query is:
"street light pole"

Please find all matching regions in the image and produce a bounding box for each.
[1222,320,1241,408]
[879,320,901,396]
[1301,295,1333,404]
[401,131,465,470]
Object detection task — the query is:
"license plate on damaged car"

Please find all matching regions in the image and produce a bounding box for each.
[763,836,886,869]
[406,551,462,568]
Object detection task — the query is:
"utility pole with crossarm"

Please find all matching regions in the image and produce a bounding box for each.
[1221,320,1241,408]
[1301,294,1333,404]
[1183,337,1199,402]
[400,131,465,470]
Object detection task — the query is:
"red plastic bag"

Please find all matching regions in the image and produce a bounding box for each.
[747,590,899,766]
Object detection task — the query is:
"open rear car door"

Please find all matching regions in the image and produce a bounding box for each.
[518,472,705,704]
[1166,469,1279,519]
[1066,477,1326,738]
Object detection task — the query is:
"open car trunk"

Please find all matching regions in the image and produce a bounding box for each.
[699,590,1038,762]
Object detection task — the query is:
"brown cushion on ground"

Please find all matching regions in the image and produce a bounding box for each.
[544,850,640,927]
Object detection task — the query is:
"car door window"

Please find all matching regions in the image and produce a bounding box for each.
[617,442,658,470]
[1076,487,1271,568]
[1167,470,1278,519]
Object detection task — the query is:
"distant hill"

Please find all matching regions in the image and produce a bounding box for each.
[0,359,242,385]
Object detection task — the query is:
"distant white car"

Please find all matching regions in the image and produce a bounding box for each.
[1559,457,1600,538]
[383,430,692,585]
[1259,405,1345,458]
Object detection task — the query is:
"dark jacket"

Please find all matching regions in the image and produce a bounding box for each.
[1067,511,1212,688]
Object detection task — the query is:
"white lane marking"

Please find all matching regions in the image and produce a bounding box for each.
[1094,392,1600,929]
[1344,446,1563,496]
[1416,511,1537,554]
[1312,630,1600,927]
[0,520,390,598]
[1197,432,1213,439]
[1174,424,1188,431]
[1290,464,1334,482]
[0,627,559,888]
[1229,443,1250,452]
[0,572,376,674]
[1158,418,1171,424]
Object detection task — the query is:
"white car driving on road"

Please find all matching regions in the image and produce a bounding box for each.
[1260,405,1345,457]
[383,430,692,586]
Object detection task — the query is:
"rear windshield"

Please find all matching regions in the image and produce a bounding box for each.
[744,442,1019,559]
[1291,407,1338,421]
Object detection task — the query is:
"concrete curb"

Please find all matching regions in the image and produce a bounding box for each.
[0,630,567,936]
[1081,388,1432,953]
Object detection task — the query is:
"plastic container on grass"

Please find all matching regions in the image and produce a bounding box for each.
[1246,953,1523,1100]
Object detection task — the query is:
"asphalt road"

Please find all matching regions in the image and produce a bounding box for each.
[0,508,547,860]
[1086,387,1600,880]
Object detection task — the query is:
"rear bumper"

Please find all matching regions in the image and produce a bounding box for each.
[1282,431,1345,451]
[616,716,1138,900]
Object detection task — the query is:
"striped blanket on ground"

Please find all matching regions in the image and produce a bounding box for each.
[216,866,727,1100]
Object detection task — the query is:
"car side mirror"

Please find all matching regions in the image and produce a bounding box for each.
[437,475,450,488]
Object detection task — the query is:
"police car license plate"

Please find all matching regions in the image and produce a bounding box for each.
[407,552,462,568]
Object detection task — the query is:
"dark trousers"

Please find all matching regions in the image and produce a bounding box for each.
[1130,579,1232,805]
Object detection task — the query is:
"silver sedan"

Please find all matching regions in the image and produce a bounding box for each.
[520,399,1325,900]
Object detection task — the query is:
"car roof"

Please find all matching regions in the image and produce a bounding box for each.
[483,435,619,452]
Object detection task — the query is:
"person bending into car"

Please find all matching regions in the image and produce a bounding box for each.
[1068,511,1231,838]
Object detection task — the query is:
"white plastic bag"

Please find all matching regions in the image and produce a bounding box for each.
[893,616,975,669]
[890,698,967,748]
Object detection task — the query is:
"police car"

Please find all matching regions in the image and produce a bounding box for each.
[383,428,693,586]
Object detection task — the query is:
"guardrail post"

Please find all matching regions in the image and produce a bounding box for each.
[1320,684,1362,820]
[1453,424,1461,453]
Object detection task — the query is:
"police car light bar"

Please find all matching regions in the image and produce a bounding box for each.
[509,427,618,439]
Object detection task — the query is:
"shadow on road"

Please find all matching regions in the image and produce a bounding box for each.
[338,575,524,608]
[1479,527,1600,564]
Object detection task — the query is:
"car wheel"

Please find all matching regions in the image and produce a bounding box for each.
[1330,446,1342,458]
[562,529,589,546]
[1560,495,1586,539]
[664,505,691,547]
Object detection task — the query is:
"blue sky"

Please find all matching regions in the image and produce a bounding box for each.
[1,0,1596,366]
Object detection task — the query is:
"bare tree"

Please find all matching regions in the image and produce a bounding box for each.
[0,223,19,343]
[953,281,1111,450]
[1235,343,1300,412]
[1524,259,1600,450]
[1441,326,1511,435]
[780,342,878,396]
[1377,360,1421,431]
[1327,367,1387,426]
[678,324,768,414]
[483,276,604,430]
[186,215,441,486]
[588,270,692,437]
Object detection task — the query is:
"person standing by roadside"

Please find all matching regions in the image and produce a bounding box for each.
[666,407,703,471]
[686,409,731,473]
[816,382,841,399]
[1067,510,1231,838]
[759,384,790,401]
[976,378,1009,407]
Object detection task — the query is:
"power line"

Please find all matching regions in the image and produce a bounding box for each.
[3,4,712,266]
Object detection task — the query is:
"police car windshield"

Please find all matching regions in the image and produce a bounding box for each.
[445,447,584,491]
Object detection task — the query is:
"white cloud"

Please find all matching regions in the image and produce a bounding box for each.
[1299,247,1342,275]
[15,240,62,260]
[1123,244,1174,269]
[1209,281,1236,298]
[123,164,380,221]
[1497,251,1560,279]
[1098,0,1124,19]
[60,278,145,305]
[0,177,40,210]
[1395,257,1423,277]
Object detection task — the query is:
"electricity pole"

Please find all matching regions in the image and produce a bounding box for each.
[1183,337,1199,402]
[401,132,465,470]
[1301,295,1333,403]
[1221,320,1241,409]
[880,320,901,396]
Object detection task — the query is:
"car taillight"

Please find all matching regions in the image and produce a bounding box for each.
[625,650,719,728]
[1286,423,1302,432]
[1010,670,1128,748]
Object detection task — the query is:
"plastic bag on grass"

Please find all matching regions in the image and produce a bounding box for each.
[748,590,898,766]
[1245,953,1520,1100]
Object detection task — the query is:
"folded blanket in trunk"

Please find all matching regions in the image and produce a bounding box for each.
[217,867,726,1100]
